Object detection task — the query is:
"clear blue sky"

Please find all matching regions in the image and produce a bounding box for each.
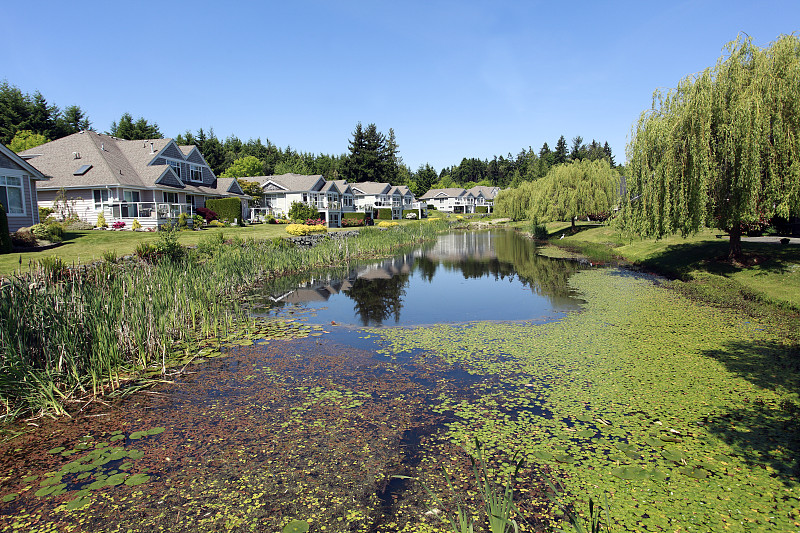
[4,1,798,172]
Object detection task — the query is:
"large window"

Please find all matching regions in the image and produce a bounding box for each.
[163,191,178,204]
[0,176,25,215]
[93,189,109,210]
[189,165,202,182]
[122,190,140,217]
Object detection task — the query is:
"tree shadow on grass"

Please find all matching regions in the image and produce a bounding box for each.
[701,338,800,485]
[638,240,800,279]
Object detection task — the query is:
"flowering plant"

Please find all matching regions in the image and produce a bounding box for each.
[112,221,126,230]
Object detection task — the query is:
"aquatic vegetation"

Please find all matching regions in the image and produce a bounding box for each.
[0,219,449,419]
[373,269,800,531]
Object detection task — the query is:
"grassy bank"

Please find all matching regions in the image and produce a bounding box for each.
[533,221,800,315]
[0,220,449,420]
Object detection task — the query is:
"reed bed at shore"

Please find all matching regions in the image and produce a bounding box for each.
[0,220,449,420]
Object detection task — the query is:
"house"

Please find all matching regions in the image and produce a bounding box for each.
[351,182,425,219]
[0,142,47,232]
[20,131,248,229]
[466,185,500,213]
[248,173,346,226]
[419,188,476,214]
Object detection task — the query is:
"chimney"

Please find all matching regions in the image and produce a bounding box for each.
[150,142,155,154]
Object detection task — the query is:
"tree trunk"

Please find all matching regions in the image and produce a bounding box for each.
[571,217,576,229]
[728,226,742,261]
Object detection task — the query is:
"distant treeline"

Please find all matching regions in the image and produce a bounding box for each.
[0,81,619,195]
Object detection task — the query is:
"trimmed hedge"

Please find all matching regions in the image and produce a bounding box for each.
[377,208,392,220]
[206,198,242,224]
[475,206,489,213]
[343,212,366,221]
[402,209,418,217]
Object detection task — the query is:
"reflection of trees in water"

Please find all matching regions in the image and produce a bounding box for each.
[419,231,583,299]
[344,274,410,326]
[493,231,582,298]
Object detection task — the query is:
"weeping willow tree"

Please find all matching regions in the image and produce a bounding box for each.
[622,34,800,260]
[530,159,620,227]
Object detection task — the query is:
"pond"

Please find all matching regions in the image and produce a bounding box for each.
[251,230,587,327]
[1,230,798,532]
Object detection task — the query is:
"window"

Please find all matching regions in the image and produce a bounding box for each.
[93,189,109,210]
[163,191,178,204]
[189,165,202,182]
[168,161,181,178]
[122,190,140,217]
[0,176,25,215]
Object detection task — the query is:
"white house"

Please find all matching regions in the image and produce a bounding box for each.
[419,188,477,214]
[21,131,248,229]
[0,142,47,233]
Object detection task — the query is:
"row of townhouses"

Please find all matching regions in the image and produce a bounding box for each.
[2,131,499,230]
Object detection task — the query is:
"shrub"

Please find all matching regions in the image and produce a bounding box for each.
[177,212,189,229]
[305,218,325,226]
[530,217,549,240]
[196,207,218,222]
[475,206,489,214]
[30,222,64,243]
[343,212,366,221]
[39,206,55,220]
[192,214,204,228]
[134,242,156,261]
[376,208,392,220]
[112,221,126,230]
[206,198,241,224]
[11,229,37,248]
[132,219,142,230]
[286,224,328,236]
[288,201,319,222]
[341,218,364,227]
[97,212,108,228]
[63,219,93,230]
[267,215,276,224]
[377,221,399,228]
[208,220,226,227]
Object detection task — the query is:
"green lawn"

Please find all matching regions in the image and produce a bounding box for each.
[548,221,800,309]
[0,224,301,277]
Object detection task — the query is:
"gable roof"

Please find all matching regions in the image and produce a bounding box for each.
[0,143,47,180]
[350,181,391,196]
[333,180,353,195]
[467,185,500,200]
[248,173,326,192]
[419,188,469,200]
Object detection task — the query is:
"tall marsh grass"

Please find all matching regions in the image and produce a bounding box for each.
[0,220,449,420]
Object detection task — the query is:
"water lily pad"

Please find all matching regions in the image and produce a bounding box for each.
[282,519,310,533]
[2,494,17,503]
[47,446,65,454]
[678,466,709,479]
[554,454,576,464]
[110,434,125,442]
[645,437,666,447]
[530,450,553,460]
[661,448,687,463]
[65,495,92,510]
[611,466,649,480]
[105,473,129,487]
[146,427,165,436]
[39,475,63,487]
[124,473,151,486]
[127,450,145,460]
[576,413,593,422]
[35,483,66,497]
[576,429,596,438]
[128,431,146,440]
[22,475,37,483]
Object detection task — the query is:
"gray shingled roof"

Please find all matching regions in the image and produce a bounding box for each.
[248,173,326,192]
[350,182,391,196]
[419,188,471,200]
[467,185,499,200]
[333,180,353,195]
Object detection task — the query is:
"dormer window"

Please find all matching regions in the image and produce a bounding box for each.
[189,164,202,182]
[168,161,181,178]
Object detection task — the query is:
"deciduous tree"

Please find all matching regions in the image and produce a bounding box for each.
[622,34,800,259]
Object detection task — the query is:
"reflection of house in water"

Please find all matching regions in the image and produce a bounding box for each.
[424,232,498,262]
[266,254,415,305]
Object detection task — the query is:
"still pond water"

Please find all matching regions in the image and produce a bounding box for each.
[253,230,587,327]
